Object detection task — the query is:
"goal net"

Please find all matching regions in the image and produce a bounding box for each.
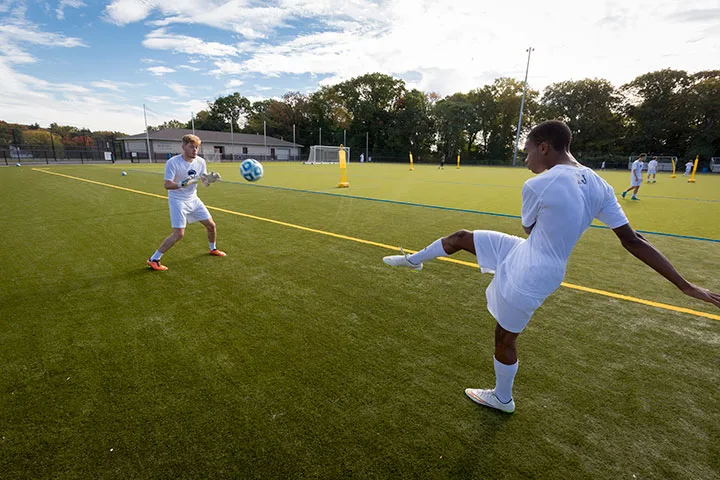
[305,145,350,164]
[627,155,677,172]
[205,152,221,163]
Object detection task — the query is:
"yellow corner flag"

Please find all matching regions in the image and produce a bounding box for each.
[409,152,414,171]
[337,145,349,188]
[688,155,699,183]
[457,154,461,169]
[671,158,676,178]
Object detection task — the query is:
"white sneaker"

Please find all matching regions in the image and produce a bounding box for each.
[465,388,515,413]
[382,247,423,271]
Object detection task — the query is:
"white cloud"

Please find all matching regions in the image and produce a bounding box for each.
[167,82,191,97]
[143,28,239,57]
[146,66,176,76]
[56,0,86,20]
[178,65,201,71]
[91,80,140,92]
[226,79,243,88]
[103,0,155,25]
[0,58,146,133]
[145,95,173,102]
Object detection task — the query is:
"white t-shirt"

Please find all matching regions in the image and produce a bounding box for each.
[496,165,628,298]
[164,154,207,201]
[685,162,693,171]
[631,159,644,179]
[648,159,658,171]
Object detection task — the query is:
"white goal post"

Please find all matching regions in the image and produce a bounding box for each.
[305,145,350,164]
[627,155,677,172]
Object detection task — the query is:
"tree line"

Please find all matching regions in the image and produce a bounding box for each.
[0,121,126,158]
[4,68,719,165]
[154,69,719,165]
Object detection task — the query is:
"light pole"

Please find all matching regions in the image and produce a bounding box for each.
[512,47,534,166]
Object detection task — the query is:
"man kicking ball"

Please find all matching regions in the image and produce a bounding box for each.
[383,120,720,413]
[147,134,225,271]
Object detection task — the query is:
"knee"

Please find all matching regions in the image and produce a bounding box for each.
[445,229,473,249]
[205,220,217,232]
[173,229,185,240]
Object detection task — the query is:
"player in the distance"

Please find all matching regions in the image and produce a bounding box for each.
[382,120,720,413]
[647,156,658,183]
[622,153,646,200]
[147,134,226,271]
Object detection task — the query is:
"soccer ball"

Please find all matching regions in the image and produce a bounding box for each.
[15,163,21,167]
[121,171,127,176]
[240,159,263,182]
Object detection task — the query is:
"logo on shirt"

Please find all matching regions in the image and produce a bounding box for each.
[187,169,197,176]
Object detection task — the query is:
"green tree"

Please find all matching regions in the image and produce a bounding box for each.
[539,78,624,154]
[333,73,406,154]
[148,119,187,131]
[212,92,251,131]
[433,94,471,161]
[686,70,720,158]
[466,86,497,156]
[392,89,435,156]
[622,69,694,155]
[486,78,538,162]
[192,108,228,131]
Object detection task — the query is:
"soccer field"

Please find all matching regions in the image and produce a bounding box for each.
[1,163,719,479]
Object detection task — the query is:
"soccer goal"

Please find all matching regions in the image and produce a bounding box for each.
[627,155,678,172]
[305,145,350,164]
[205,152,221,163]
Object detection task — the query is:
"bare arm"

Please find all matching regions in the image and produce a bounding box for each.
[613,224,720,308]
[164,180,179,190]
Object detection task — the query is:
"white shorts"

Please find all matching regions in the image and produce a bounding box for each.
[647,168,656,175]
[630,177,642,187]
[473,230,542,333]
[168,197,211,229]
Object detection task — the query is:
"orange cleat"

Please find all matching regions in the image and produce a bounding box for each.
[147,258,168,271]
[209,249,226,257]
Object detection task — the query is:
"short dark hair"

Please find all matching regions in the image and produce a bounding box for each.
[527,120,572,152]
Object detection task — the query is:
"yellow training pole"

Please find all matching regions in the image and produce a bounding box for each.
[409,152,414,171]
[688,155,699,183]
[457,154,461,169]
[337,144,350,188]
[671,158,676,178]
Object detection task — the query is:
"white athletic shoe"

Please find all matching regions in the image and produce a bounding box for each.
[465,388,515,413]
[382,247,423,271]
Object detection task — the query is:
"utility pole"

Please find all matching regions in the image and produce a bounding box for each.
[263,120,267,161]
[512,47,534,166]
[143,103,152,162]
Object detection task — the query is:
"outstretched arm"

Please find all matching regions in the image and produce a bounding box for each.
[612,224,720,308]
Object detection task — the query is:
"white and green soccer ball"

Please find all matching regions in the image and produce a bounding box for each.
[240,159,263,182]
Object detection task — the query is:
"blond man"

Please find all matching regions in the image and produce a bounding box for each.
[147,134,225,271]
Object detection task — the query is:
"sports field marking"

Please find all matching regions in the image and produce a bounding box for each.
[33,168,720,322]
[128,169,720,243]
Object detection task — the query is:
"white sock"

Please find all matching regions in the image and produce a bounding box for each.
[493,357,518,404]
[407,239,448,264]
[150,250,163,261]
[209,242,216,251]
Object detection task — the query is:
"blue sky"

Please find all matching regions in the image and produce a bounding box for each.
[1,0,719,134]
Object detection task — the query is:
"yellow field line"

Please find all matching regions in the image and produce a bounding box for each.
[33,168,720,322]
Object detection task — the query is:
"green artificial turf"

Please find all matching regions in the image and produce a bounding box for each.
[1,163,718,479]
